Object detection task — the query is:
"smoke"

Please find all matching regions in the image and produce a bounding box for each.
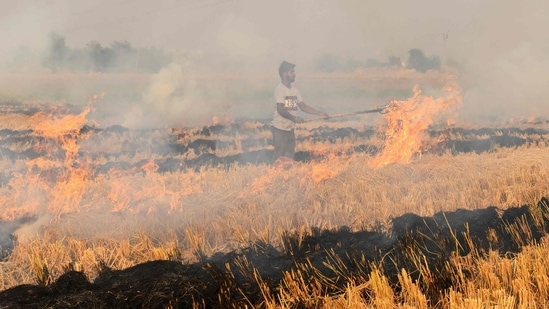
[124,62,197,129]
[123,60,233,129]
[341,0,549,121]
[0,2,548,288]
[215,15,270,60]
[452,1,549,121]
[2,0,549,123]
[0,2,52,71]
[12,214,53,243]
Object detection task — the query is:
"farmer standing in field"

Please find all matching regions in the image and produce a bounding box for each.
[271,61,328,162]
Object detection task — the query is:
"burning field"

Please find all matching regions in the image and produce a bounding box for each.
[0,76,549,308]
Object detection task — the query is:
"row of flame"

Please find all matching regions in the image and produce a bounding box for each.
[1,81,462,220]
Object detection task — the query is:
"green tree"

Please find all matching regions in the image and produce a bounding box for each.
[407,48,440,73]
[85,41,115,72]
[135,47,172,73]
[110,40,137,72]
[43,33,68,72]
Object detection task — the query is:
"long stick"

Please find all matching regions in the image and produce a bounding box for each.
[304,105,389,123]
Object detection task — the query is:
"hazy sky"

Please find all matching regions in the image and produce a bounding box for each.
[2,0,549,121]
[1,0,374,67]
[0,0,524,65]
[2,0,547,68]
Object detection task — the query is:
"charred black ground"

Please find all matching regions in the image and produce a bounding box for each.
[0,116,548,185]
[1,197,548,308]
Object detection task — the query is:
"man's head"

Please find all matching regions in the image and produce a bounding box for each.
[279,61,296,82]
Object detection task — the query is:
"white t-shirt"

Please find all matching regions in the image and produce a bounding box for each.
[271,83,303,131]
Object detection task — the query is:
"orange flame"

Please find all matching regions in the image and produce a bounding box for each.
[12,95,102,217]
[309,153,350,184]
[369,80,462,168]
[0,93,208,221]
[245,158,292,196]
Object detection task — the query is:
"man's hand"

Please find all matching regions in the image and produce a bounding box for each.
[294,116,305,123]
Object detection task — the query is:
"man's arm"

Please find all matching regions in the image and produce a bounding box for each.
[297,102,329,118]
[277,103,304,123]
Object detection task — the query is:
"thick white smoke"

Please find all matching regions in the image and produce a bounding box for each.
[2,0,549,123]
[123,62,203,129]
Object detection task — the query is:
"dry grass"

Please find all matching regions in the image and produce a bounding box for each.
[0,71,548,307]
[0,141,547,306]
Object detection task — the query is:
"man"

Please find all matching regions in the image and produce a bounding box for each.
[271,61,328,162]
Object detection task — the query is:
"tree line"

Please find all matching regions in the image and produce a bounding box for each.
[7,32,444,74]
[315,48,442,73]
[26,33,173,73]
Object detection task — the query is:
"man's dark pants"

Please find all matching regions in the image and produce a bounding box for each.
[271,126,295,161]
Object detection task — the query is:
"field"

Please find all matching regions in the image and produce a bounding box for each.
[0,69,548,308]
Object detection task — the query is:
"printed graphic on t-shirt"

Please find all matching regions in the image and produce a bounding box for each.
[284,96,299,111]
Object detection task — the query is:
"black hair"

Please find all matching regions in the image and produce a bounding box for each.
[278,61,295,78]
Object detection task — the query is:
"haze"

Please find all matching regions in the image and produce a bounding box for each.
[1,0,549,123]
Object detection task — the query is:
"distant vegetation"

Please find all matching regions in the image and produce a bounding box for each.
[407,48,441,73]
[6,32,444,74]
[44,33,173,73]
[8,32,173,73]
[314,54,402,73]
[315,48,442,73]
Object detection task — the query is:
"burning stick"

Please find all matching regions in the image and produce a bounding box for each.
[303,105,389,123]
